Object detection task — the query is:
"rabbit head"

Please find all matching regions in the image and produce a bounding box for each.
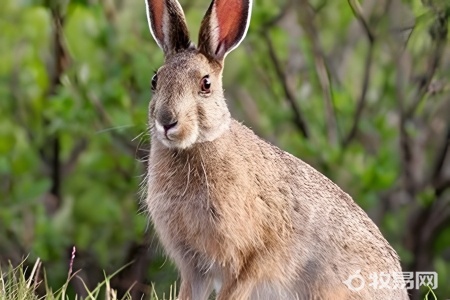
[146,0,252,149]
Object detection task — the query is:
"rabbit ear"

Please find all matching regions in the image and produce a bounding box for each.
[145,0,192,56]
[198,0,252,61]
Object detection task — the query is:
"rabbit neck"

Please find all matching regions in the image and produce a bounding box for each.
[147,121,239,206]
[149,129,230,172]
[196,110,231,144]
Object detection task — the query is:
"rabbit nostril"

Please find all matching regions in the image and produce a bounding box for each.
[163,121,178,132]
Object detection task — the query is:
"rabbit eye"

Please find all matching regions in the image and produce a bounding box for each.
[151,74,158,90]
[200,75,211,93]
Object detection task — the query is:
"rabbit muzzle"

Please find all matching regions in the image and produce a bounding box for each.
[152,108,199,149]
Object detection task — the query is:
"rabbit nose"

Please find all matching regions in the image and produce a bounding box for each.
[163,121,178,132]
[157,109,178,131]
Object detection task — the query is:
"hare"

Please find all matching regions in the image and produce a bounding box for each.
[144,0,409,299]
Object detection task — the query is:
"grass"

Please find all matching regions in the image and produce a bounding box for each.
[0,259,41,300]
[0,258,175,300]
[1,258,440,300]
[424,284,438,300]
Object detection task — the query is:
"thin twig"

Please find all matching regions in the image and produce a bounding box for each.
[42,4,69,212]
[63,139,88,176]
[432,124,450,196]
[89,92,149,161]
[343,0,376,147]
[261,0,293,30]
[395,49,417,195]
[257,0,309,138]
[296,0,339,144]
[262,32,309,138]
[405,12,448,118]
[348,0,375,43]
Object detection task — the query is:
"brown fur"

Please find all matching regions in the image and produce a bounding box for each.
[144,0,409,299]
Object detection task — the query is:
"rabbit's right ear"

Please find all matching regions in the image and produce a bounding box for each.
[145,0,192,56]
[198,0,252,61]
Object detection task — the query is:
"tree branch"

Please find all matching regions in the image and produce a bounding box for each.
[63,139,89,176]
[261,32,309,138]
[296,0,339,144]
[42,4,69,212]
[343,0,376,147]
[89,92,149,162]
[405,11,448,118]
[432,124,450,196]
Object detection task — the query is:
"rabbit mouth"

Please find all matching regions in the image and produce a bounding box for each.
[153,119,198,149]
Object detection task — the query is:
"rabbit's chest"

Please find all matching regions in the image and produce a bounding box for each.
[147,169,223,243]
[146,146,265,262]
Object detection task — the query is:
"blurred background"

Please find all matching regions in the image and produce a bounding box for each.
[0,0,449,299]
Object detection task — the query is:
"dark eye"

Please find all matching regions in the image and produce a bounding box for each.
[200,75,211,93]
[151,74,158,90]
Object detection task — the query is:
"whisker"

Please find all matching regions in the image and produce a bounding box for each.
[132,131,146,142]
[95,124,135,134]
[198,151,210,207]
[182,160,191,197]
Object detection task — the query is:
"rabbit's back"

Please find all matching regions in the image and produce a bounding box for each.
[147,119,408,299]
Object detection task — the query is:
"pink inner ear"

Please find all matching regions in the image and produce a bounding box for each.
[150,0,165,42]
[215,0,244,49]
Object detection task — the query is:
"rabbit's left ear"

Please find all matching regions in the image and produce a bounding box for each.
[198,0,252,61]
[145,0,192,56]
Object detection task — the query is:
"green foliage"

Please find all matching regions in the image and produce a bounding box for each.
[0,261,40,300]
[1,0,449,299]
[0,259,175,300]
